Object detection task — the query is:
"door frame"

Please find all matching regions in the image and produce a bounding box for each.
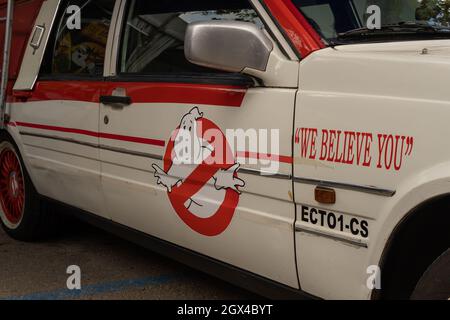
[104,0,300,79]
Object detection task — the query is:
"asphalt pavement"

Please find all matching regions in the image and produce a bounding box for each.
[0,216,258,300]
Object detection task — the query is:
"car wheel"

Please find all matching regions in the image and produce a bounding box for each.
[411,249,450,300]
[0,134,57,241]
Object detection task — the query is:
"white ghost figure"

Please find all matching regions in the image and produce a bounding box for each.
[152,107,245,219]
[172,107,206,166]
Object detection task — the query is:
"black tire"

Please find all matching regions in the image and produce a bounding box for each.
[0,132,59,241]
[411,249,450,300]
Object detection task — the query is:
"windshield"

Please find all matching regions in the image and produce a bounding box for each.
[293,0,450,43]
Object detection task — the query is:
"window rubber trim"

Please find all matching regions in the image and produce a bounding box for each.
[107,73,256,87]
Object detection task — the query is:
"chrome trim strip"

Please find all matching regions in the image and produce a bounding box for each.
[293,177,396,197]
[21,132,292,180]
[20,132,164,161]
[99,144,163,161]
[21,132,99,149]
[23,143,99,162]
[295,225,369,248]
[239,167,292,180]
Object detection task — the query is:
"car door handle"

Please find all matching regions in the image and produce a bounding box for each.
[100,95,132,107]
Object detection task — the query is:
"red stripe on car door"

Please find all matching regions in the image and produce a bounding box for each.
[16,122,166,147]
[25,81,247,107]
[103,82,247,107]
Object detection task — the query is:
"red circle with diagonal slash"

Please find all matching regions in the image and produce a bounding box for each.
[163,118,240,237]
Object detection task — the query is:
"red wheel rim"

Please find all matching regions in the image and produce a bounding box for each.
[0,148,25,225]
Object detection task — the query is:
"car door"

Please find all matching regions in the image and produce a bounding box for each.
[11,0,118,217]
[99,0,300,288]
[290,0,402,299]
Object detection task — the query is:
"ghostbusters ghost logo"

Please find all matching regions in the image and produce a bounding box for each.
[152,107,245,236]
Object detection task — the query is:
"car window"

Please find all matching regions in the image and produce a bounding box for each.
[43,0,115,77]
[119,0,263,75]
[293,0,450,44]
[301,4,338,39]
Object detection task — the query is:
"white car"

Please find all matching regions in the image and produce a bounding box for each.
[0,0,448,300]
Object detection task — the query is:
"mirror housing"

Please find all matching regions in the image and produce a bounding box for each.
[185,21,274,73]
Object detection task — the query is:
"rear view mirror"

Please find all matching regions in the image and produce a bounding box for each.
[185,21,274,73]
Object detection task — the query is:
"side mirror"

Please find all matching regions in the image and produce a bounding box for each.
[185,21,274,73]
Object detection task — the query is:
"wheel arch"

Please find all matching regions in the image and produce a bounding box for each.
[373,193,450,299]
[1,127,39,191]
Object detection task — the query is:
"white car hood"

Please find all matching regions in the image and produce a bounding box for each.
[300,39,450,102]
[334,39,450,60]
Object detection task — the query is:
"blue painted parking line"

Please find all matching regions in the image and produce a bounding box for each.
[2,274,177,300]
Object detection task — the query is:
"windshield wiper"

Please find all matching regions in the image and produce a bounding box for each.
[337,21,450,40]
